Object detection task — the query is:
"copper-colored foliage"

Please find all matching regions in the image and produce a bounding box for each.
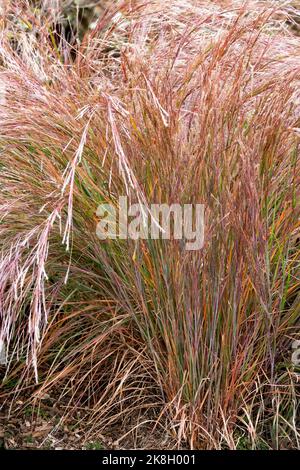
[0,1,299,449]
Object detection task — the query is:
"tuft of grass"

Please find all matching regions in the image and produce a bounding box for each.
[0,0,299,449]
[85,441,104,450]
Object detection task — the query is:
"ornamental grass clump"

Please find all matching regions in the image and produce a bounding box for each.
[0,0,299,449]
